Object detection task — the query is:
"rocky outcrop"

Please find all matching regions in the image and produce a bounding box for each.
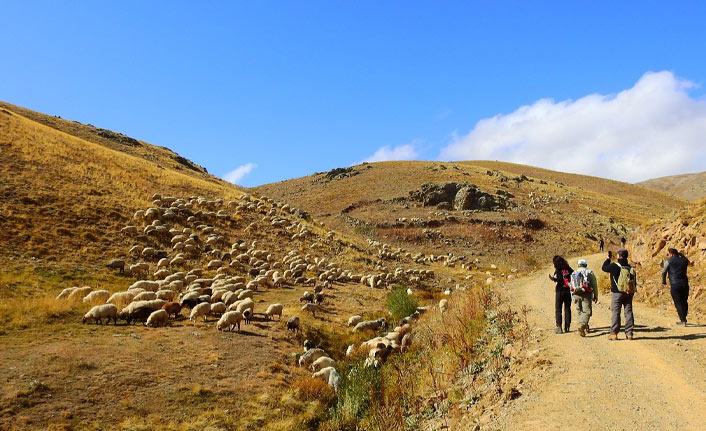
[408,182,513,211]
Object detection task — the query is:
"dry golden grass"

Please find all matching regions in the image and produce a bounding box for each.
[637,170,706,201]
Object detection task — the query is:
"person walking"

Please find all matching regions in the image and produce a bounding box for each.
[602,249,637,340]
[662,248,691,326]
[570,259,598,337]
[599,238,604,252]
[548,256,573,334]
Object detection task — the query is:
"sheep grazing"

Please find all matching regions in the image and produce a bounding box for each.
[106,259,126,274]
[298,348,327,367]
[311,356,335,372]
[156,289,176,301]
[56,286,78,300]
[210,302,226,316]
[314,293,325,304]
[120,306,154,325]
[286,316,300,333]
[354,318,386,332]
[345,345,355,357]
[347,315,363,327]
[299,291,314,303]
[401,333,412,352]
[161,302,182,319]
[146,309,169,327]
[107,291,134,307]
[235,297,254,314]
[242,309,253,325]
[133,291,157,302]
[189,302,211,322]
[83,290,110,304]
[301,303,318,317]
[439,298,449,314]
[264,303,284,320]
[83,304,118,325]
[217,311,243,332]
[237,289,254,300]
[67,286,93,301]
[303,339,315,351]
[312,366,337,384]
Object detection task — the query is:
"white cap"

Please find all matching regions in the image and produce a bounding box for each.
[577,259,587,266]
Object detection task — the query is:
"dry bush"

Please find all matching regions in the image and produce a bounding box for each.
[292,377,336,404]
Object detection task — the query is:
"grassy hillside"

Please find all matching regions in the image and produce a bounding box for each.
[255,160,685,269]
[637,171,706,201]
[0,103,523,431]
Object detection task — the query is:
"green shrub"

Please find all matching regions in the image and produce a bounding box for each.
[327,360,381,429]
[386,286,418,322]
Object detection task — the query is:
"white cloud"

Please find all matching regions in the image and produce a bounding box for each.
[439,71,706,183]
[362,143,420,163]
[223,163,257,184]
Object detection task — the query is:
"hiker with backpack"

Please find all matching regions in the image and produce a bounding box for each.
[602,249,637,340]
[662,248,691,326]
[570,259,598,337]
[548,256,573,334]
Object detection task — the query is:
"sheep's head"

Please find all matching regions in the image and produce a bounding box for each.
[82,316,88,324]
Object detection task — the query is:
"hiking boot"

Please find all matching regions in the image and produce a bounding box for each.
[626,334,634,340]
[564,326,570,333]
[608,334,618,341]
[577,326,586,337]
[585,324,590,333]
[675,321,686,326]
[555,326,563,334]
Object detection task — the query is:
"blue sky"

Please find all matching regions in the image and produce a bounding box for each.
[2,1,706,185]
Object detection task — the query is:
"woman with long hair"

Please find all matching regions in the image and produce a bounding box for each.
[549,255,573,334]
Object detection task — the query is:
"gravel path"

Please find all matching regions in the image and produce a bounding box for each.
[488,253,706,431]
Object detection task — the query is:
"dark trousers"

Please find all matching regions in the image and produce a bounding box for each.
[611,292,635,335]
[670,285,689,322]
[555,289,571,328]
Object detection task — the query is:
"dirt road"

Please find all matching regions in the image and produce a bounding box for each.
[489,253,706,431]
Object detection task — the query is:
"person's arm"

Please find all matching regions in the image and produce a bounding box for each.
[602,258,612,273]
[661,260,669,285]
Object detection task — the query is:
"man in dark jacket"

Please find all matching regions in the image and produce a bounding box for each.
[662,248,691,326]
[602,249,635,340]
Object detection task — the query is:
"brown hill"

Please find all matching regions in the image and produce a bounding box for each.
[0,102,512,430]
[255,160,685,269]
[637,171,706,201]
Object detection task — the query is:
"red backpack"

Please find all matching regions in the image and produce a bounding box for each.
[561,269,572,289]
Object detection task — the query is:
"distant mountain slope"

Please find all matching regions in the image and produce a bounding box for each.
[637,171,706,201]
[255,160,686,266]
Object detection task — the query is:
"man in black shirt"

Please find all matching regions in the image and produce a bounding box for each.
[662,248,691,326]
[602,249,635,340]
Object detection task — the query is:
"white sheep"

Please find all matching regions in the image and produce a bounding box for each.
[83,304,118,325]
[156,289,176,301]
[298,348,327,367]
[237,289,254,300]
[347,315,363,327]
[146,309,169,327]
[56,286,78,300]
[264,303,284,320]
[301,303,318,317]
[235,297,254,314]
[210,302,226,316]
[107,291,134,306]
[311,356,335,372]
[439,298,449,314]
[354,318,386,332]
[83,290,110,303]
[217,311,243,332]
[312,366,337,383]
[189,302,211,322]
[67,286,92,301]
[133,291,157,302]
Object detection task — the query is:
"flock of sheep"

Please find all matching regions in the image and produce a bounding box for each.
[56,192,444,389]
